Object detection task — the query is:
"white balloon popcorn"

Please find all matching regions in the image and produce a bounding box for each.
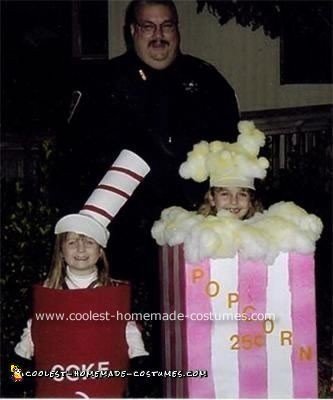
[237,120,266,156]
[237,222,273,263]
[151,202,323,264]
[151,206,203,247]
[178,141,210,183]
[263,201,323,242]
[179,120,269,189]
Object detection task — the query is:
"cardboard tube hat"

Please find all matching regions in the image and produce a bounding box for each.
[54,149,150,247]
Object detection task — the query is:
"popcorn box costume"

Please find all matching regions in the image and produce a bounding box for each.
[152,122,322,398]
[32,149,150,398]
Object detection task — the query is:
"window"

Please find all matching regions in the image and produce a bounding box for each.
[72,0,109,60]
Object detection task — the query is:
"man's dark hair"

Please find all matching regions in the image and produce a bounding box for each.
[123,0,179,49]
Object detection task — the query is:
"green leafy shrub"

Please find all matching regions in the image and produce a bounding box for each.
[1,139,59,397]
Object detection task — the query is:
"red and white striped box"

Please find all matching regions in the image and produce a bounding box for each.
[159,244,317,398]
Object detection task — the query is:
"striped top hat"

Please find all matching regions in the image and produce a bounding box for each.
[54,149,150,247]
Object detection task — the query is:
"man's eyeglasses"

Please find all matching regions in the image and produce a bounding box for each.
[136,21,177,36]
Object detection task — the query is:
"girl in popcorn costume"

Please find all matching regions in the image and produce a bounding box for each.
[198,186,263,219]
[186,120,266,220]
[151,122,324,398]
[152,121,323,264]
[15,150,151,398]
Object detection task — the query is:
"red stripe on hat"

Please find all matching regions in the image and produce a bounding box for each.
[109,166,144,182]
[97,184,130,199]
[82,205,114,221]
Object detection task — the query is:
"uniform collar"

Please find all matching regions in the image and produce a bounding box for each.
[127,50,181,79]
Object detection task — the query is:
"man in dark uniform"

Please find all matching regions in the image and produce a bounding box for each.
[58,0,240,282]
[62,0,239,217]
[55,1,239,394]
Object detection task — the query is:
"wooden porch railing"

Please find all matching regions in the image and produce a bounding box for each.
[1,104,332,187]
[242,104,332,181]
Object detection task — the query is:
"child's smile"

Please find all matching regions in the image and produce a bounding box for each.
[61,233,101,275]
[210,187,251,220]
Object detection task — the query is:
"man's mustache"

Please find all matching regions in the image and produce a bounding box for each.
[149,39,169,47]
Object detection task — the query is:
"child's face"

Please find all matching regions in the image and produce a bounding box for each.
[209,187,251,219]
[61,232,102,275]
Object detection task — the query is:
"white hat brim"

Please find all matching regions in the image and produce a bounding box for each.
[210,177,255,190]
[54,214,110,248]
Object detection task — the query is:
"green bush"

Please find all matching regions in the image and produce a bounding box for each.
[1,139,59,397]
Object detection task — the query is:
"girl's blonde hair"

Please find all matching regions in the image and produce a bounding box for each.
[198,187,263,220]
[45,233,110,289]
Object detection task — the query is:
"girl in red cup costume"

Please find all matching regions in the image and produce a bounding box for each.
[15,150,151,398]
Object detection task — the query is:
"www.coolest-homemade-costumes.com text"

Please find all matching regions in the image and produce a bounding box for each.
[160,245,316,398]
